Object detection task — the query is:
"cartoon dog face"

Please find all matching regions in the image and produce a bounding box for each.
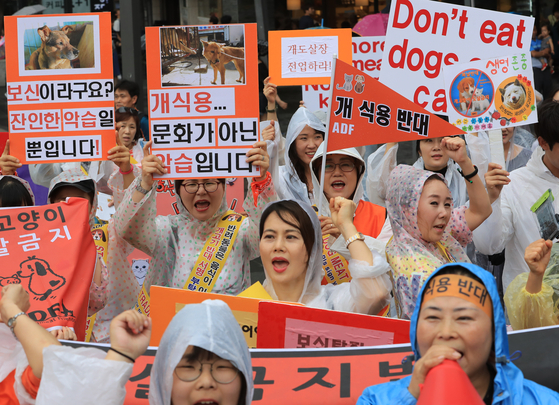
[91,229,107,242]
[38,25,79,61]
[0,275,21,287]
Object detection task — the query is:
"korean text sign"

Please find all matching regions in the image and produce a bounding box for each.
[0,198,97,341]
[443,54,536,132]
[326,58,464,152]
[4,13,115,164]
[380,0,534,114]
[302,36,385,111]
[146,24,260,179]
[269,29,352,86]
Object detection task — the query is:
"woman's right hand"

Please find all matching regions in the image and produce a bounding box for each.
[330,197,357,238]
[485,162,510,204]
[108,310,151,362]
[525,239,553,277]
[140,141,166,190]
[0,140,23,176]
[408,345,462,399]
[263,77,277,105]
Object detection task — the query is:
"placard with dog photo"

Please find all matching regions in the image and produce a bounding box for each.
[4,13,115,164]
[443,54,536,132]
[145,23,260,180]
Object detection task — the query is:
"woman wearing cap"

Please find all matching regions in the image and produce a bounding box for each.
[258,197,391,314]
[357,262,559,404]
[385,137,495,319]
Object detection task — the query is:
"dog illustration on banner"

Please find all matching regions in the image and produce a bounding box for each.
[26,25,79,70]
[0,274,21,287]
[17,256,66,301]
[201,41,245,85]
[132,259,150,286]
[499,79,527,110]
[354,75,365,94]
[91,228,107,242]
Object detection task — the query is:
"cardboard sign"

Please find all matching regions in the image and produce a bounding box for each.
[257,301,410,349]
[0,198,96,341]
[326,58,464,152]
[145,24,260,180]
[444,55,536,132]
[268,29,352,86]
[4,13,115,164]
[380,0,534,114]
[302,36,385,111]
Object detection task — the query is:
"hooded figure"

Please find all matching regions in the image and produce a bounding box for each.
[150,300,253,405]
[0,175,35,207]
[273,107,326,203]
[310,144,392,257]
[114,173,276,296]
[357,263,559,405]
[386,165,472,319]
[260,199,391,313]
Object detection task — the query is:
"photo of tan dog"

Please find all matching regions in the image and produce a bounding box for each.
[26,25,79,70]
[499,79,526,110]
[202,40,245,85]
[457,76,475,112]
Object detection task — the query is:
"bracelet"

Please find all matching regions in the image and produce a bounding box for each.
[119,165,134,175]
[108,347,135,363]
[266,107,276,113]
[458,165,478,183]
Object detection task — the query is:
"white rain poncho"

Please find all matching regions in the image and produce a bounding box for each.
[150,300,253,405]
[273,107,326,204]
[309,144,392,257]
[366,142,468,208]
[35,300,253,405]
[260,199,392,314]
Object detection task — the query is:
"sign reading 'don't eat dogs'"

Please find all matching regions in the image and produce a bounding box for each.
[145,23,260,179]
[4,13,115,164]
[380,0,534,114]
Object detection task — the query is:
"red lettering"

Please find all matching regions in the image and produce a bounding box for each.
[497,23,514,47]
[393,0,413,29]
[433,12,449,36]
[414,9,431,33]
[414,86,429,108]
[389,38,408,69]
[319,93,329,109]
[424,51,442,79]
[319,85,330,91]
[433,89,447,112]
[304,85,320,91]
[353,59,365,71]
[480,20,497,44]
[458,10,468,39]
[516,20,526,48]
[364,59,377,71]
[359,41,371,54]
[407,48,423,71]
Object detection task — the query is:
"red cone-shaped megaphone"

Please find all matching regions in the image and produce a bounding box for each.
[417,359,486,405]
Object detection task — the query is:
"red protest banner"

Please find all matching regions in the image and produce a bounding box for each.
[257,301,410,349]
[326,58,464,152]
[0,198,96,340]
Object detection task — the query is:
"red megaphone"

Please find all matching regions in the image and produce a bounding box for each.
[417,359,486,405]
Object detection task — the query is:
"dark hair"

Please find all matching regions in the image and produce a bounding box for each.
[184,346,247,405]
[115,108,143,142]
[288,130,324,190]
[542,22,552,33]
[209,15,219,24]
[221,15,232,24]
[311,155,364,200]
[416,135,464,158]
[114,80,140,103]
[0,177,33,207]
[535,99,559,150]
[49,185,94,206]
[548,84,559,101]
[259,200,315,261]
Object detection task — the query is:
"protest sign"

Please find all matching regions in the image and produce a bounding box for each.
[325,58,464,152]
[302,36,385,111]
[268,29,352,86]
[4,13,115,164]
[380,0,534,114]
[443,55,536,132]
[0,133,8,154]
[0,198,96,341]
[145,24,260,180]
[257,301,410,349]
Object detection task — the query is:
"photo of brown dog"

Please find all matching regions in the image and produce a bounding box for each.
[26,25,79,70]
[202,40,245,84]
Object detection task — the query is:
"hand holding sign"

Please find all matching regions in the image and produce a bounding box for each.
[245,141,269,182]
[0,284,31,323]
[108,309,152,362]
[140,141,166,191]
[0,140,22,176]
[108,130,132,173]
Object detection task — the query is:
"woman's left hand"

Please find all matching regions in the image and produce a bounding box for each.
[108,129,132,172]
[319,215,341,239]
[330,196,356,236]
[246,141,269,181]
[50,326,78,341]
[441,136,469,166]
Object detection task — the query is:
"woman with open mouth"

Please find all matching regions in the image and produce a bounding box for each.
[257,197,391,314]
[385,137,494,319]
[113,140,276,310]
[357,263,559,404]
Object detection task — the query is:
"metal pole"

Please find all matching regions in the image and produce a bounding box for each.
[120,0,146,110]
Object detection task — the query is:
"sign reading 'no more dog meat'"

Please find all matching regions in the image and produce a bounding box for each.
[145,23,260,179]
[4,13,115,164]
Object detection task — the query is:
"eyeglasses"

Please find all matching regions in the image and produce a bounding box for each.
[174,360,239,384]
[182,181,220,194]
[324,161,355,173]
[116,107,139,115]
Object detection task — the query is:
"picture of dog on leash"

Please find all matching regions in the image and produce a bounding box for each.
[160,25,246,87]
[18,15,100,76]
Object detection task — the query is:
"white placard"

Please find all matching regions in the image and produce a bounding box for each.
[281,36,338,78]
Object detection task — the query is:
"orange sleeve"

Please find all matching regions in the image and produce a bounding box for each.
[0,370,19,405]
[20,365,41,399]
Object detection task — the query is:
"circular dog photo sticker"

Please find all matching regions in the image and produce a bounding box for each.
[450,69,494,118]
[494,76,535,121]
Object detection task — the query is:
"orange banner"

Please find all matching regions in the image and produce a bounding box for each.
[4,13,115,164]
[326,58,464,152]
[0,198,97,341]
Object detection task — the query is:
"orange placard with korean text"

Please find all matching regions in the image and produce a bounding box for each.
[4,13,115,164]
[326,58,465,152]
[145,24,260,180]
[268,29,352,86]
[0,198,97,341]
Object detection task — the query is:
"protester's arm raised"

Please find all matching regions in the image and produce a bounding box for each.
[0,140,22,176]
[108,129,136,191]
[263,77,278,122]
[105,310,151,363]
[133,141,166,203]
